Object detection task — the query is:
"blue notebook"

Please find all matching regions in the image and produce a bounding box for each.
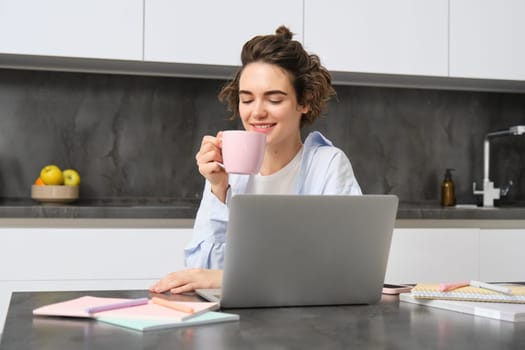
[97,311,240,331]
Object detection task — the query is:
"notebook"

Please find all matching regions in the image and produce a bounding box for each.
[400,293,525,322]
[33,296,219,321]
[410,284,525,303]
[97,311,240,331]
[196,194,398,308]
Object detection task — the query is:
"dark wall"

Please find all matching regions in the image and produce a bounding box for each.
[1,68,524,204]
[304,86,525,204]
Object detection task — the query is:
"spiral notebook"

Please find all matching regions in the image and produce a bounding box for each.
[410,284,525,303]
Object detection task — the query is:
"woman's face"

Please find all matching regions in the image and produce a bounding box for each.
[238,62,308,149]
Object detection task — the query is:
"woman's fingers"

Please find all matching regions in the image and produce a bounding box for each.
[150,269,223,294]
[150,272,188,293]
[170,283,196,295]
[196,136,223,168]
[197,135,221,157]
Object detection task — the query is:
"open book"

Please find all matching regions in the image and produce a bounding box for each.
[33,296,238,331]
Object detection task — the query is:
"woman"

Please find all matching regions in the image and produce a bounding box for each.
[150,26,361,294]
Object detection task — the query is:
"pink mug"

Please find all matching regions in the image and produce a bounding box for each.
[221,130,266,174]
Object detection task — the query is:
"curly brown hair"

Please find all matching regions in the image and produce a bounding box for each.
[218,26,336,127]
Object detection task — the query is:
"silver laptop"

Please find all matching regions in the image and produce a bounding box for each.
[196,194,398,308]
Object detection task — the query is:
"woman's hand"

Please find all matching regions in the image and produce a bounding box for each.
[149,269,223,294]
[195,132,229,202]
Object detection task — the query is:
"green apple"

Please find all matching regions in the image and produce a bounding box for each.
[40,165,64,185]
[63,169,81,186]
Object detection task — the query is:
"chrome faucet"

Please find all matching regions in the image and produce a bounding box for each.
[473,125,525,207]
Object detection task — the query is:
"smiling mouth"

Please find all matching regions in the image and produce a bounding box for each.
[251,123,276,130]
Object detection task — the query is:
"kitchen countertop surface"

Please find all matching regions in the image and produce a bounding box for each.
[0,198,524,220]
[3,290,525,350]
[0,198,199,219]
[397,201,525,220]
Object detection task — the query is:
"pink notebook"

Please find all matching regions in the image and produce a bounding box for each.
[33,296,219,322]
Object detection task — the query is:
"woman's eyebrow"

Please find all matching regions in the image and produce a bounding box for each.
[264,90,288,96]
[238,90,288,96]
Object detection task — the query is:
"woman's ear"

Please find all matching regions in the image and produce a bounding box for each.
[297,104,310,114]
[298,91,313,114]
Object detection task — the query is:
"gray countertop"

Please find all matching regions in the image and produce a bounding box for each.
[0,198,199,219]
[397,201,525,220]
[0,198,524,220]
[2,290,525,350]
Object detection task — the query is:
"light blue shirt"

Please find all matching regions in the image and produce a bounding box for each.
[184,131,362,269]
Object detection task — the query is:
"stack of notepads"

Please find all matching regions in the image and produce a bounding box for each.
[33,296,239,331]
[400,283,525,322]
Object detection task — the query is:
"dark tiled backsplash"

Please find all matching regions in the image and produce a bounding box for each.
[1,68,524,204]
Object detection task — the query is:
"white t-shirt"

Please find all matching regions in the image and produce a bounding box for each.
[245,147,303,195]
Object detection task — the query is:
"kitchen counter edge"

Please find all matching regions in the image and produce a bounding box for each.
[1,200,525,227]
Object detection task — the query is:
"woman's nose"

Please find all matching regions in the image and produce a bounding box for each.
[252,101,267,119]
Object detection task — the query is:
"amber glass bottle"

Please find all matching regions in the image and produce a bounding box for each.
[441,168,456,206]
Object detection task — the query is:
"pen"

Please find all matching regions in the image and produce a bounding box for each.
[469,280,513,295]
[86,297,149,314]
[439,281,469,292]
[151,296,194,314]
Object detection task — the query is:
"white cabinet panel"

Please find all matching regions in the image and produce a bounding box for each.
[0,0,143,60]
[479,229,525,282]
[304,0,448,76]
[385,228,480,284]
[450,0,525,80]
[0,228,192,280]
[144,0,303,66]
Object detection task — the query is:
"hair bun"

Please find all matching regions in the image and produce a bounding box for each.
[275,25,293,40]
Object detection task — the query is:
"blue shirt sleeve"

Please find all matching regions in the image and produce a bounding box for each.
[184,181,229,269]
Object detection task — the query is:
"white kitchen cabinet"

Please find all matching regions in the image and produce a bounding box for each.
[479,229,525,282]
[386,227,525,285]
[0,228,191,280]
[450,0,525,81]
[0,227,192,334]
[303,0,448,77]
[385,228,480,284]
[144,0,303,66]
[0,0,143,60]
